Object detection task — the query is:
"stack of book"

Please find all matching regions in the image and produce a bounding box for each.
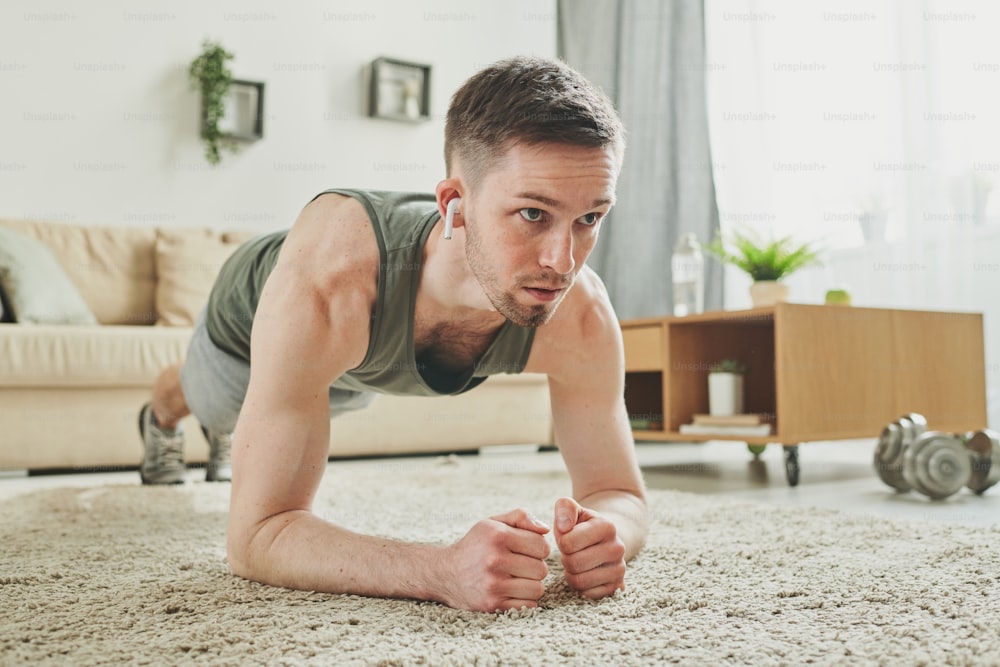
[678,413,773,437]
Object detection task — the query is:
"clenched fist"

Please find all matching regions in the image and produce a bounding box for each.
[443,508,552,612]
[553,497,626,599]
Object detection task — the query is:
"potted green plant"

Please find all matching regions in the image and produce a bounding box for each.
[708,359,748,416]
[188,40,237,166]
[703,229,822,307]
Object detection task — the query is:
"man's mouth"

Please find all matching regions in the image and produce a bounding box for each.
[523,287,563,302]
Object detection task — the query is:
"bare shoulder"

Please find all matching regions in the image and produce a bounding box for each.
[524,266,624,381]
[278,192,380,289]
[253,192,380,378]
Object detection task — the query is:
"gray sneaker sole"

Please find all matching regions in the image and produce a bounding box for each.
[138,405,187,485]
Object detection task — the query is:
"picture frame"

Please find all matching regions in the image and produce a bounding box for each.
[216,79,265,141]
[368,57,431,122]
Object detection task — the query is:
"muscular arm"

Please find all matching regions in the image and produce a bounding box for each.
[527,269,649,596]
[225,196,436,597]
[225,195,550,612]
[548,367,648,563]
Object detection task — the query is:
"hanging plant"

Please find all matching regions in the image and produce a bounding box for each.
[188,40,237,165]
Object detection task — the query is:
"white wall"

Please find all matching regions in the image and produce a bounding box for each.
[0,0,556,233]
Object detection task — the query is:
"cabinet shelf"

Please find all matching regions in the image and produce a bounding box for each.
[622,304,987,446]
[630,430,777,445]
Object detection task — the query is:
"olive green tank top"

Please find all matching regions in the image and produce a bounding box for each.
[204,188,536,397]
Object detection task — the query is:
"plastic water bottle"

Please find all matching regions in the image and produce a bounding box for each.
[672,233,704,316]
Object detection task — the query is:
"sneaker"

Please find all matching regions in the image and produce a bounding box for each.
[138,403,187,485]
[201,426,232,482]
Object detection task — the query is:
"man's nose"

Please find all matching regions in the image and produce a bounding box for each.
[538,228,575,275]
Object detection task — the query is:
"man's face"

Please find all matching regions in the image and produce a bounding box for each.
[463,142,619,327]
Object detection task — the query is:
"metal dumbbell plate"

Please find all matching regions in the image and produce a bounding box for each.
[902,413,928,439]
[965,429,1000,495]
[873,422,910,492]
[903,431,972,500]
[873,414,928,494]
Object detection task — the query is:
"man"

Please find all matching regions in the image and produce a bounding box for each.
[139,56,648,613]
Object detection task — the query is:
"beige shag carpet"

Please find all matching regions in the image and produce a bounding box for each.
[2,459,999,667]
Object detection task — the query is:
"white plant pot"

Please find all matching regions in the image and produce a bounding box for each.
[708,372,745,416]
[750,280,790,308]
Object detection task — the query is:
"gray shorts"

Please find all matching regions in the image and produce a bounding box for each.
[179,310,375,434]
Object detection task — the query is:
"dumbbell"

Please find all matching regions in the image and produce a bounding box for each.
[965,429,1000,495]
[873,413,927,493]
[903,431,972,500]
[873,413,972,500]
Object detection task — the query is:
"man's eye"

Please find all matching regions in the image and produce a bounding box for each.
[580,213,601,226]
[519,208,544,222]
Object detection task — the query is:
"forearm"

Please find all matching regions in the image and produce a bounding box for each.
[577,489,648,560]
[228,510,448,603]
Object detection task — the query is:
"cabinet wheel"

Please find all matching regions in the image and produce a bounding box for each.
[784,445,801,487]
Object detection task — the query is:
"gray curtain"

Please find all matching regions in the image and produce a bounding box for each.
[558,0,722,319]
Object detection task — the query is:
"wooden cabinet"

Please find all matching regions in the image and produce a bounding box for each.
[621,304,988,445]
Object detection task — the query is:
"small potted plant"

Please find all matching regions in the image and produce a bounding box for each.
[188,39,237,166]
[703,229,822,307]
[708,359,748,417]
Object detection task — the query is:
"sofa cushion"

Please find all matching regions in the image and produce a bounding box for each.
[154,232,244,326]
[222,229,261,245]
[0,323,192,387]
[0,227,98,325]
[0,218,158,325]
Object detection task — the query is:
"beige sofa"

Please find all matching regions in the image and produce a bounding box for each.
[0,218,553,472]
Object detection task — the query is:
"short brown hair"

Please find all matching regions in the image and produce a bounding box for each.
[444,56,625,186]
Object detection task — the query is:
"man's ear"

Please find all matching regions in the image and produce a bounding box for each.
[434,179,466,229]
[443,199,461,239]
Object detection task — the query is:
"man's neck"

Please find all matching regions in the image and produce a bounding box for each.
[418,220,505,328]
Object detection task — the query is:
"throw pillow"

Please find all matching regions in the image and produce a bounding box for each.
[0,227,98,325]
[154,234,243,326]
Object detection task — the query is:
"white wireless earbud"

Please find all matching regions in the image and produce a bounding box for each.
[444,197,461,240]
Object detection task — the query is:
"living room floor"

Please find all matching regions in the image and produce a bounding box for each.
[2,439,997,527]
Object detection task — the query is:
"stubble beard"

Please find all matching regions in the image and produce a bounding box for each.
[464,220,568,328]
